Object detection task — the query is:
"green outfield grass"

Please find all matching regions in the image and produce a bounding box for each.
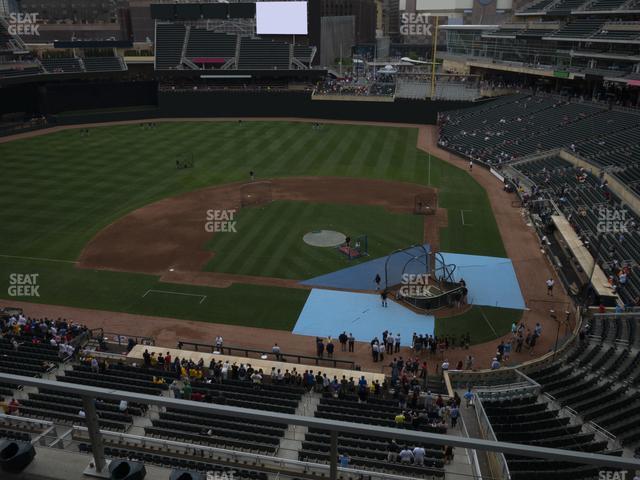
[435,306,522,346]
[205,201,424,279]
[0,121,509,333]
[0,257,306,330]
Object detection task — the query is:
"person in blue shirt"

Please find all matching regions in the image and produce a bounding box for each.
[339,453,350,468]
[463,388,474,407]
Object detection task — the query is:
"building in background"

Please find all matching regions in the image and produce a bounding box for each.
[308,0,376,65]
[320,15,355,66]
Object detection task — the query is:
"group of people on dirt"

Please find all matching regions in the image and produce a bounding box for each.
[316,334,355,357]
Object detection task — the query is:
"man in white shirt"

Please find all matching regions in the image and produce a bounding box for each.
[546,278,555,296]
[412,446,425,466]
[272,343,281,360]
[118,400,128,412]
[441,359,450,372]
[399,447,414,464]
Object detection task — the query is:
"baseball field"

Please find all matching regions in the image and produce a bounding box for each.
[0,120,520,341]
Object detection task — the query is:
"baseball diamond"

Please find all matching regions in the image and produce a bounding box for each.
[0,2,639,479]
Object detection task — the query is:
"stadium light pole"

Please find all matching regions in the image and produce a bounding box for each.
[430,15,439,100]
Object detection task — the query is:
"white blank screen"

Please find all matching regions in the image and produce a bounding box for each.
[256,2,308,35]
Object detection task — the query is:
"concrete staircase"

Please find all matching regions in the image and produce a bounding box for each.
[276,391,321,461]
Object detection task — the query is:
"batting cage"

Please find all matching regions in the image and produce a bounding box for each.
[240,181,273,207]
[382,245,431,289]
[383,246,464,311]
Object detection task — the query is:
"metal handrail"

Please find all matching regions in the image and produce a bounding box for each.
[176,341,356,370]
[0,373,638,470]
[70,426,448,480]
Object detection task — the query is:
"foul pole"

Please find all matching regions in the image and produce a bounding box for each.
[430,16,440,100]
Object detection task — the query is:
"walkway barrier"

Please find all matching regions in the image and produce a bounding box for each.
[176,340,356,370]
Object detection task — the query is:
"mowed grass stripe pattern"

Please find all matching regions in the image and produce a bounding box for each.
[0,122,503,260]
[0,121,507,331]
[205,201,425,279]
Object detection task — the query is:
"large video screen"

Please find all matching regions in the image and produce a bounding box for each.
[256,1,308,35]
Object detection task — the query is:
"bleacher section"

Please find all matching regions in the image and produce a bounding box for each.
[238,38,290,70]
[547,0,590,14]
[293,45,315,64]
[40,57,83,74]
[584,0,629,10]
[77,441,269,480]
[548,19,605,38]
[185,29,238,64]
[306,391,447,477]
[483,394,621,479]
[439,94,640,165]
[0,338,68,377]
[594,22,640,41]
[20,389,136,431]
[83,57,125,72]
[154,22,315,71]
[0,64,43,78]
[510,156,640,305]
[58,363,169,396]
[155,23,187,70]
[520,0,557,12]
[524,315,640,446]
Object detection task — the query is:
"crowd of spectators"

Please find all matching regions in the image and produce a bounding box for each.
[1,311,87,360]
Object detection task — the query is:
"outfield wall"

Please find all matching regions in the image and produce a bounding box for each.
[1,81,477,135]
[157,90,473,124]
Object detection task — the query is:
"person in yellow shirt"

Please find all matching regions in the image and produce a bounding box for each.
[395,412,406,425]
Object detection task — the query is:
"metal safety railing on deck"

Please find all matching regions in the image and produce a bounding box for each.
[176,340,356,370]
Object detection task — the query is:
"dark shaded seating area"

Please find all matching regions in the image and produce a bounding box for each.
[78,442,268,480]
[525,315,640,446]
[482,395,621,479]
[147,408,285,455]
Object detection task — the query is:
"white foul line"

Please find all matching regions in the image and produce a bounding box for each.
[142,289,207,304]
[479,307,499,338]
[0,254,77,264]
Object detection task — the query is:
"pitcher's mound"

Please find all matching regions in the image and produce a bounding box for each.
[303,230,346,247]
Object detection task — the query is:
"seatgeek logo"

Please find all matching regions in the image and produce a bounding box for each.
[8,273,40,297]
[400,13,433,37]
[207,472,235,480]
[205,209,237,233]
[7,13,40,36]
[597,207,631,234]
[399,273,430,297]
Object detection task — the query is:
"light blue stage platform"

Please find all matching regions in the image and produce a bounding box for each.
[298,248,526,311]
[439,252,526,310]
[293,289,434,346]
[300,244,431,291]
